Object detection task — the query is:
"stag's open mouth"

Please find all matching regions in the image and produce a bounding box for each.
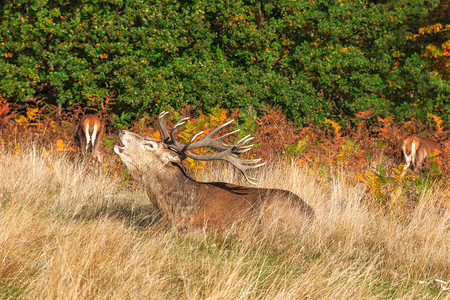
[114,145,125,154]
[114,144,125,154]
[114,132,126,154]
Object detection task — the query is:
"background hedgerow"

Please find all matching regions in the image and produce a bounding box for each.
[0,0,449,125]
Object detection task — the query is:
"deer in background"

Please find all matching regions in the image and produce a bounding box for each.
[114,112,314,230]
[75,114,105,163]
[401,135,440,174]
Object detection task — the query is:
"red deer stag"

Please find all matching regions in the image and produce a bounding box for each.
[75,114,105,163]
[114,112,314,230]
[401,135,440,174]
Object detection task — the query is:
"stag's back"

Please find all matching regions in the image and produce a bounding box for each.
[185,181,314,228]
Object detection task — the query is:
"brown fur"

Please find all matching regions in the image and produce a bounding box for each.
[401,135,440,173]
[114,130,314,230]
[75,114,105,163]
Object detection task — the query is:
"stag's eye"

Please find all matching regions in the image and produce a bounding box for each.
[144,142,157,150]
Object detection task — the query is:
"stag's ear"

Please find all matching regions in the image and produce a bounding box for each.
[160,149,182,164]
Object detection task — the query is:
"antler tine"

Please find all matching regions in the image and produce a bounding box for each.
[223,154,266,185]
[173,117,190,128]
[231,135,256,154]
[236,146,254,154]
[157,111,170,141]
[242,171,265,186]
[182,130,205,152]
[234,134,254,147]
[204,119,235,138]
[167,117,190,149]
[185,120,240,152]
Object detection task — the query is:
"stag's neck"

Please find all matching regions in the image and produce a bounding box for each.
[139,163,204,227]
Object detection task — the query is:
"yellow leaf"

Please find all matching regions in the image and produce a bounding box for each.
[15,115,28,126]
[27,107,39,121]
[56,139,66,149]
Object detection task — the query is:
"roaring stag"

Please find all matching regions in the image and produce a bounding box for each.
[75,114,105,163]
[114,112,314,229]
[401,135,440,174]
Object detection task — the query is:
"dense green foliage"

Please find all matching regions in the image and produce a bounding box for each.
[0,0,448,125]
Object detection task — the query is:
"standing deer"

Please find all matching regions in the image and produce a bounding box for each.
[75,114,105,163]
[401,135,440,174]
[114,112,314,230]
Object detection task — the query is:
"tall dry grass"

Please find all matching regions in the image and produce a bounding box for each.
[0,144,448,299]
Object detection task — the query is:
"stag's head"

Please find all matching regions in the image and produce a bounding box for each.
[114,112,265,184]
[114,130,181,176]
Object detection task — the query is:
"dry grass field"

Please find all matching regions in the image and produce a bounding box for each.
[0,143,449,299]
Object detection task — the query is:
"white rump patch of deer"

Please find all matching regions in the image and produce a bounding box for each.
[401,135,440,174]
[75,114,105,163]
[114,112,314,230]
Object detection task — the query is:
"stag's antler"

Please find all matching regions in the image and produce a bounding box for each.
[157,111,265,184]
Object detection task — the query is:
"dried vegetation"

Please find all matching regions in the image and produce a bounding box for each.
[0,100,448,298]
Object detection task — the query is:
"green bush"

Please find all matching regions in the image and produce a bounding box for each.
[0,0,448,125]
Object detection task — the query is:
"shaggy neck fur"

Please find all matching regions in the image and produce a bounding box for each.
[132,161,204,228]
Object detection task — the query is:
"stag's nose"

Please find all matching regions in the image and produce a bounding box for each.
[119,130,125,137]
